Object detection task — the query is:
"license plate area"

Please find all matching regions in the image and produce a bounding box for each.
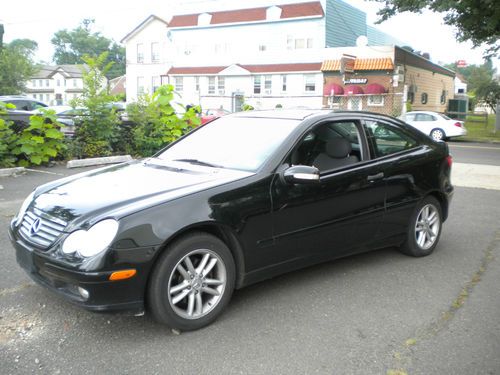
[16,246,36,273]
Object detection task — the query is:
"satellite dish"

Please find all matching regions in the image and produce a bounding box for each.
[356,35,368,47]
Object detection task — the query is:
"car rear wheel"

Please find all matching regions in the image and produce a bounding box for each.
[400,196,442,257]
[430,128,446,141]
[148,232,235,331]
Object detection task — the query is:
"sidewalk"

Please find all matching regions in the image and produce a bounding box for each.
[452,162,500,191]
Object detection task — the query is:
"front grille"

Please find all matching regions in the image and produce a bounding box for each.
[19,208,67,248]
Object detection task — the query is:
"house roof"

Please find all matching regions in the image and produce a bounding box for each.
[32,65,88,79]
[321,58,394,72]
[394,46,455,77]
[168,1,324,28]
[121,14,169,43]
[166,63,322,75]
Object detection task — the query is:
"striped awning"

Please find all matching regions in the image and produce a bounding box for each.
[321,58,394,72]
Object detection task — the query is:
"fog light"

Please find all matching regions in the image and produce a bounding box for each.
[78,287,89,300]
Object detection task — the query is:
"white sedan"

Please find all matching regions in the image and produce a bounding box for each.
[400,111,467,141]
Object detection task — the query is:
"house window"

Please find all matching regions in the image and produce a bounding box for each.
[45,94,50,103]
[295,38,305,49]
[286,35,293,50]
[208,77,215,94]
[174,77,183,92]
[254,76,262,94]
[32,80,36,87]
[152,76,161,93]
[56,79,61,87]
[304,75,316,92]
[45,79,49,87]
[195,77,200,92]
[421,92,428,104]
[307,38,313,48]
[217,77,225,94]
[258,44,266,52]
[264,75,272,94]
[151,42,160,63]
[281,75,287,92]
[137,43,144,63]
[440,90,446,104]
[73,79,77,87]
[368,95,385,106]
[137,76,145,95]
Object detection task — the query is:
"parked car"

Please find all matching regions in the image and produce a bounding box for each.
[9,110,454,331]
[400,111,467,141]
[0,95,48,111]
[36,106,85,137]
[200,108,231,125]
[0,96,49,131]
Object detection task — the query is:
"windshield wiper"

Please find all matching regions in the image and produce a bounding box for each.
[173,159,223,168]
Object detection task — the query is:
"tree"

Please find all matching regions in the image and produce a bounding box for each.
[374,0,500,57]
[446,60,499,112]
[72,52,120,158]
[0,39,38,95]
[51,19,125,79]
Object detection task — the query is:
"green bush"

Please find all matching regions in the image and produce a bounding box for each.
[12,109,66,166]
[127,85,201,157]
[0,104,18,167]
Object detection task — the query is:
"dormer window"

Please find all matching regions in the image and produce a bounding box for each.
[198,13,212,26]
[266,6,282,20]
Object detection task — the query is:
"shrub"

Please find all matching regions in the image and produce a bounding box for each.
[12,109,66,166]
[127,85,201,157]
[0,103,18,167]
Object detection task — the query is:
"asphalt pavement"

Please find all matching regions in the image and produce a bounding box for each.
[1,144,499,374]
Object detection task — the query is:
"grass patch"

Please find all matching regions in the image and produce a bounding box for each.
[462,114,500,142]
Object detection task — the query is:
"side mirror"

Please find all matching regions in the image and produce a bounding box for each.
[283,165,320,184]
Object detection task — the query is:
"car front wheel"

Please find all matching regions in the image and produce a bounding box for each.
[400,196,442,257]
[148,232,235,331]
[430,128,446,141]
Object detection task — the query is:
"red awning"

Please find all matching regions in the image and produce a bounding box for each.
[345,85,364,95]
[323,83,344,96]
[365,83,387,94]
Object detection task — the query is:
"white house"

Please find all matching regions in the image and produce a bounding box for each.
[25,65,88,105]
[120,15,170,101]
[454,73,467,94]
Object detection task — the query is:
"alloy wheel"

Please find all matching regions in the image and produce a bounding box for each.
[167,249,227,320]
[414,204,441,250]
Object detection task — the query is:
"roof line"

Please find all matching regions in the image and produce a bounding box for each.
[121,14,169,43]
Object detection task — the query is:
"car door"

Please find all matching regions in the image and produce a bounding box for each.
[268,119,386,269]
[362,118,429,240]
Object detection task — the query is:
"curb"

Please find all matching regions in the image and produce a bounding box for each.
[0,167,26,177]
[66,155,133,169]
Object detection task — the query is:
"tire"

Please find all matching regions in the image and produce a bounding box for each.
[430,128,446,141]
[399,196,442,257]
[148,232,235,331]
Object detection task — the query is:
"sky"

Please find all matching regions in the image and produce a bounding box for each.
[1,0,498,69]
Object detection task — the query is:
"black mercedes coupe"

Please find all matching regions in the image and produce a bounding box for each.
[9,110,454,331]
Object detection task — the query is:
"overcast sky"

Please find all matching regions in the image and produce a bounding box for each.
[1,0,497,69]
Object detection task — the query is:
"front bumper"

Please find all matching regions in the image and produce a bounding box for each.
[9,227,151,314]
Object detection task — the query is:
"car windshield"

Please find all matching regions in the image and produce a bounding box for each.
[157,116,300,171]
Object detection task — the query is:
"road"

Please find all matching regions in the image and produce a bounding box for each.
[449,141,500,165]
[1,143,499,374]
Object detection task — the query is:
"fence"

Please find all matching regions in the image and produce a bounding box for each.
[198,93,405,118]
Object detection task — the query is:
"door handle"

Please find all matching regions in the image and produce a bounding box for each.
[367,172,384,181]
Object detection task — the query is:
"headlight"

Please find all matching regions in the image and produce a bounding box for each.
[62,219,119,258]
[15,191,35,226]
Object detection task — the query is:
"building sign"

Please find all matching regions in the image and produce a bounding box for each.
[343,78,367,84]
[340,54,356,74]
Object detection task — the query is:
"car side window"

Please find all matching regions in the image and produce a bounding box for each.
[415,113,434,121]
[289,121,362,172]
[364,120,419,158]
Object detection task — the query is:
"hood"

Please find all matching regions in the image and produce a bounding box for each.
[32,159,253,227]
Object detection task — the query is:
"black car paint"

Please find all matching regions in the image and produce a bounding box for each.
[9,111,453,313]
